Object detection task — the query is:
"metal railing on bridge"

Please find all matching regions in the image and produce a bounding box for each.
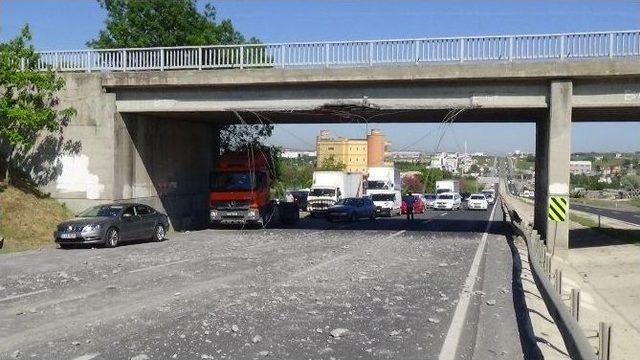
[32,30,640,72]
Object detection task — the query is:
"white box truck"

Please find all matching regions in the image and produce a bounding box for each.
[365,167,402,217]
[307,171,364,216]
[366,166,401,193]
[436,180,460,194]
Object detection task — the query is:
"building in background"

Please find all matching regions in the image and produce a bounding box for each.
[281,149,317,159]
[569,160,593,175]
[316,129,391,173]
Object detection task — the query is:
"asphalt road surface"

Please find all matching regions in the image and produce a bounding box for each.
[0,202,534,359]
[572,203,640,226]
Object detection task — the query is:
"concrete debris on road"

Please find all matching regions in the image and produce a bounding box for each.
[330,328,350,338]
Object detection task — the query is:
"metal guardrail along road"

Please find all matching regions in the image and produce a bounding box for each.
[33,30,640,72]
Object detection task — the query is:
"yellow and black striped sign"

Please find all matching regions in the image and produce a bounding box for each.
[548,196,568,222]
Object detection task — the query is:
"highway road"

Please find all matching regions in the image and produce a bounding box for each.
[572,203,640,226]
[0,203,535,359]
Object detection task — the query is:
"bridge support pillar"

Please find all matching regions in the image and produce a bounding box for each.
[534,80,572,251]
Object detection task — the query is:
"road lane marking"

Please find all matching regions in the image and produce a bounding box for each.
[128,259,191,273]
[440,212,448,216]
[439,200,498,360]
[0,289,49,303]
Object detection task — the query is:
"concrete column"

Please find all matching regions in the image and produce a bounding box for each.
[534,116,549,236]
[543,80,573,251]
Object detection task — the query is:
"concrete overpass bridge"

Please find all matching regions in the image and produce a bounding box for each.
[26,30,640,249]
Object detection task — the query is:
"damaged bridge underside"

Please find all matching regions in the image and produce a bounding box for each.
[42,58,640,245]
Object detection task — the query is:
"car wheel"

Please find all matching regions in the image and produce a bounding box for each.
[105,227,119,248]
[350,213,357,222]
[153,224,165,242]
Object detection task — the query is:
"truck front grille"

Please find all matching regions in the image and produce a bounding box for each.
[215,200,250,210]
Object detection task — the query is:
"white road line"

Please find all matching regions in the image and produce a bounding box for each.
[0,289,49,303]
[128,259,191,273]
[440,212,448,216]
[438,201,498,360]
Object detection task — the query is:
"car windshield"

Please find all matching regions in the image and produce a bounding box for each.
[470,195,485,200]
[337,198,358,206]
[77,205,123,218]
[210,171,266,191]
[425,195,436,200]
[371,193,395,201]
[367,180,387,190]
[310,188,335,197]
[437,195,453,200]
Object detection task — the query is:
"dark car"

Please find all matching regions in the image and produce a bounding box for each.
[54,203,170,249]
[326,197,376,222]
[289,190,309,211]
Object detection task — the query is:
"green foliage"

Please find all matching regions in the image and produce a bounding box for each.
[621,174,640,190]
[0,25,76,149]
[457,175,479,193]
[220,124,274,153]
[395,162,452,193]
[272,157,314,197]
[88,0,269,151]
[317,156,347,171]
[88,0,257,48]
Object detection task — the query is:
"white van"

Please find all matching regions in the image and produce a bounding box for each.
[370,191,402,217]
[434,192,462,211]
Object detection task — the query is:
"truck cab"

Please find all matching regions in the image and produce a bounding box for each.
[209,152,273,226]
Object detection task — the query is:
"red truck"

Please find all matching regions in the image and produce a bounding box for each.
[209,151,274,226]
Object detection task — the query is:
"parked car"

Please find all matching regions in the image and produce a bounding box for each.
[423,194,437,209]
[466,193,489,210]
[54,203,170,249]
[326,197,376,222]
[433,192,462,210]
[401,195,426,214]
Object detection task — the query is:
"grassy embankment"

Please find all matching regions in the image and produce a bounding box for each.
[570,212,640,245]
[572,198,640,210]
[0,183,73,253]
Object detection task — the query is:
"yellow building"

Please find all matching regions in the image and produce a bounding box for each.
[316,130,390,173]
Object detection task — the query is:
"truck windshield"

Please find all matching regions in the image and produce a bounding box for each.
[367,180,387,190]
[371,193,395,201]
[310,188,335,197]
[437,194,453,200]
[436,189,450,194]
[210,171,266,191]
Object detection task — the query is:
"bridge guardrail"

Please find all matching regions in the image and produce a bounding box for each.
[500,195,606,360]
[30,30,640,72]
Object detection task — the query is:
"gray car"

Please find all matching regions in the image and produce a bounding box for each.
[54,203,170,249]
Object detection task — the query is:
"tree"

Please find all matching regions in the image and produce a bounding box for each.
[317,156,346,171]
[0,25,76,182]
[621,174,640,191]
[88,0,269,151]
[88,0,257,48]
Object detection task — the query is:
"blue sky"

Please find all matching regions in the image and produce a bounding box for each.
[2,0,639,154]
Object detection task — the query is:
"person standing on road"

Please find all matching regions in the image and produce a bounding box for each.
[405,192,415,220]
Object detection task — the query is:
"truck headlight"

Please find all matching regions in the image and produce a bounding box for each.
[210,210,218,219]
[247,209,259,219]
